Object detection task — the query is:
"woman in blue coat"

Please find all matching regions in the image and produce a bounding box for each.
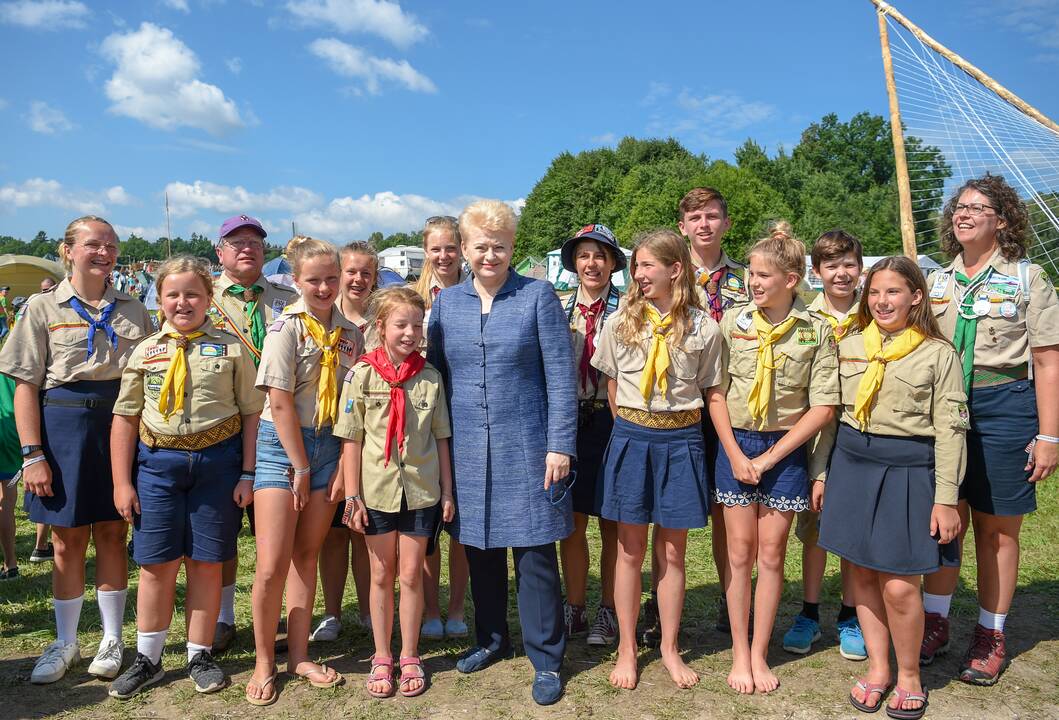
[428,200,577,706]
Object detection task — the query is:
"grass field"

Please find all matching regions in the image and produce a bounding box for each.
[2,480,1058,720]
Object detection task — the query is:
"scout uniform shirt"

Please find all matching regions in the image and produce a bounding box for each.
[835,329,968,504]
[255,298,364,427]
[806,291,859,482]
[209,273,297,365]
[333,359,452,512]
[927,248,1059,372]
[559,283,622,402]
[693,250,747,316]
[114,321,263,434]
[720,299,840,431]
[590,305,723,412]
[0,278,153,389]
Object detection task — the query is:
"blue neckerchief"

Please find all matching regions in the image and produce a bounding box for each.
[67,295,118,360]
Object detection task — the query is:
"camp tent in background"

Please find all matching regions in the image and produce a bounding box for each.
[545,246,633,292]
[802,254,943,291]
[263,255,294,289]
[0,255,64,302]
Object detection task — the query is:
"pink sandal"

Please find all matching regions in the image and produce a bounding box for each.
[398,656,427,698]
[849,678,893,713]
[366,656,395,699]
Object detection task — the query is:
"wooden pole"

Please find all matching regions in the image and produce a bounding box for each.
[871,0,1059,135]
[877,10,918,260]
[164,191,172,258]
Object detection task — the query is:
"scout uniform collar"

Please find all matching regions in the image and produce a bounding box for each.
[284,296,357,331]
[749,296,811,325]
[159,319,223,340]
[808,289,858,318]
[55,276,130,305]
[705,250,740,274]
[430,267,465,293]
[567,282,620,315]
[216,271,269,295]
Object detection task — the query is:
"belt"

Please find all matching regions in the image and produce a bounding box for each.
[577,399,610,428]
[41,396,114,409]
[140,414,241,451]
[971,363,1029,389]
[616,406,701,429]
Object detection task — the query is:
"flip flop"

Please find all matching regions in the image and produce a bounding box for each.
[366,656,395,699]
[245,669,278,706]
[849,678,893,713]
[886,686,929,720]
[293,662,343,689]
[398,656,427,698]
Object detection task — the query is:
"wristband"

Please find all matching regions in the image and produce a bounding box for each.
[1035,434,1059,444]
[293,466,311,477]
[21,455,47,470]
[239,472,255,482]
[345,495,361,503]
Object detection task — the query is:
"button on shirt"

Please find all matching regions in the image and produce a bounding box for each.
[114,321,263,434]
[590,305,723,411]
[805,292,859,482]
[0,278,152,389]
[209,273,297,353]
[560,285,617,402]
[333,361,452,513]
[255,298,364,427]
[719,299,840,432]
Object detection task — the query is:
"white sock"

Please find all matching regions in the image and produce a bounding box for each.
[137,629,167,665]
[978,607,1007,632]
[96,588,127,642]
[922,592,952,618]
[218,584,236,626]
[54,595,84,646]
[187,641,211,663]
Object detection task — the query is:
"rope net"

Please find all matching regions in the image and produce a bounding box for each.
[884,12,1059,278]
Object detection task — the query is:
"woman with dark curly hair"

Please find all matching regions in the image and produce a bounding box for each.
[920,174,1059,687]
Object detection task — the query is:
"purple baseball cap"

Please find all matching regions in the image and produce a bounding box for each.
[218,214,267,240]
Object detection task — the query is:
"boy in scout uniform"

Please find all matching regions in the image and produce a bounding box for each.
[920,176,1059,685]
[108,256,262,699]
[209,214,296,652]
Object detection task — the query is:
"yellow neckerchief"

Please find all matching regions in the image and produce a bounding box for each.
[746,310,799,429]
[158,331,206,420]
[638,304,673,402]
[853,322,926,430]
[300,311,343,428]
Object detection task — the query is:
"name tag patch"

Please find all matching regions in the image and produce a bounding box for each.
[797,327,818,346]
[929,273,950,299]
[736,312,753,331]
[144,344,168,360]
[200,343,227,357]
[338,338,356,357]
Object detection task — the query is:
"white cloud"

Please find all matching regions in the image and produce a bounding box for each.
[293,191,458,240]
[309,37,436,94]
[591,132,617,145]
[975,0,1059,49]
[225,56,242,75]
[0,97,8,110]
[100,22,245,136]
[26,100,74,134]
[286,0,427,48]
[645,89,776,149]
[0,178,133,215]
[165,180,322,218]
[113,223,167,240]
[0,0,89,29]
[161,0,189,12]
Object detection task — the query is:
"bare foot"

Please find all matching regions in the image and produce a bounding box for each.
[661,650,699,689]
[609,648,638,690]
[727,655,754,694]
[751,656,779,694]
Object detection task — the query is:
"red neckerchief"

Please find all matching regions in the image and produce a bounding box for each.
[699,268,725,322]
[358,347,427,466]
[576,297,605,392]
[431,285,441,299]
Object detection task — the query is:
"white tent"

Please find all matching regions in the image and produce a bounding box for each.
[803,254,943,291]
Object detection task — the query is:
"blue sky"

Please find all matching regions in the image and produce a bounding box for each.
[0,0,1056,244]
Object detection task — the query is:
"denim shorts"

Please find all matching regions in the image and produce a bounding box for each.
[254,419,340,493]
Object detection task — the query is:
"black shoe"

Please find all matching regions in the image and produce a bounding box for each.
[212,622,236,654]
[108,653,164,699]
[29,543,53,563]
[0,566,19,580]
[188,650,227,694]
[456,642,513,674]
[715,595,731,633]
[639,597,661,648]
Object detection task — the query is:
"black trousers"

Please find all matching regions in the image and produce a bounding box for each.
[464,542,565,672]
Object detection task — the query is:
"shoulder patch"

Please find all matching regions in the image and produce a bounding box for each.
[797,326,819,346]
[269,318,286,333]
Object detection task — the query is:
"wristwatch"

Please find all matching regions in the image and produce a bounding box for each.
[20,444,42,458]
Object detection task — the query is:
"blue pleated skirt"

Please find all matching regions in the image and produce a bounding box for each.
[597,416,709,529]
[818,423,960,576]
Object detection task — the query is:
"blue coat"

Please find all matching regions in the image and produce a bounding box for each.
[428,270,577,549]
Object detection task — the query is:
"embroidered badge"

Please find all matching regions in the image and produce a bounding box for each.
[337,338,356,357]
[725,273,744,291]
[144,344,168,360]
[145,373,164,398]
[827,335,837,353]
[268,318,286,333]
[954,401,970,430]
[272,299,287,315]
[345,398,354,413]
[344,367,357,383]
[797,327,819,346]
[200,343,227,357]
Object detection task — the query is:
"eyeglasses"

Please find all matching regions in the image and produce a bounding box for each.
[222,239,265,251]
[953,202,997,217]
[79,241,119,255]
[546,470,578,506]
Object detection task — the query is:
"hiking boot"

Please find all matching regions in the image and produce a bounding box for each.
[919,612,950,666]
[782,614,821,654]
[958,624,1008,686]
[563,602,588,638]
[188,650,227,693]
[586,606,618,646]
[108,652,163,699]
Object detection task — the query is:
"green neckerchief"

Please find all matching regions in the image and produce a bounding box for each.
[226,284,265,364]
[952,267,993,393]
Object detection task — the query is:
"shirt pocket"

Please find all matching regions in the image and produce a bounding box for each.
[776,347,814,388]
[614,341,647,375]
[891,364,933,415]
[981,308,1025,352]
[670,334,705,380]
[727,342,758,379]
[837,361,866,405]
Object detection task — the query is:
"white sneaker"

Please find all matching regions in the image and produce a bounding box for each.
[88,636,125,679]
[30,640,81,684]
[309,615,341,642]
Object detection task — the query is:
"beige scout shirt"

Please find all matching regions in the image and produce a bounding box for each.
[720,299,840,432]
[256,298,364,427]
[927,248,1059,369]
[333,360,452,512]
[558,284,619,402]
[209,273,297,357]
[693,251,747,309]
[0,278,153,389]
[590,305,723,412]
[114,321,263,435]
[835,330,968,505]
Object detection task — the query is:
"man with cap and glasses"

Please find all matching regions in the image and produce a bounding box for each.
[209,215,297,652]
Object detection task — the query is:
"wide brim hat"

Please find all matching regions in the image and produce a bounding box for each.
[559,224,626,274]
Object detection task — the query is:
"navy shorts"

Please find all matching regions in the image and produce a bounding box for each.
[962,379,1038,516]
[132,434,243,565]
[365,496,440,537]
[571,406,612,516]
[254,419,340,493]
[714,428,810,512]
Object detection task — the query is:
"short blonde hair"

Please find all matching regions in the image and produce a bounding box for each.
[286,235,339,277]
[156,255,213,297]
[59,215,117,273]
[747,220,805,280]
[459,200,517,240]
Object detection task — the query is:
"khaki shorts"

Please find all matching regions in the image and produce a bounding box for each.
[794,507,819,545]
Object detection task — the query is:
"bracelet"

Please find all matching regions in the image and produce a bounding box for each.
[1036,434,1059,444]
[21,455,47,470]
[239,472,255,482]
[293,466,311,477]
[345,495,361,503]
